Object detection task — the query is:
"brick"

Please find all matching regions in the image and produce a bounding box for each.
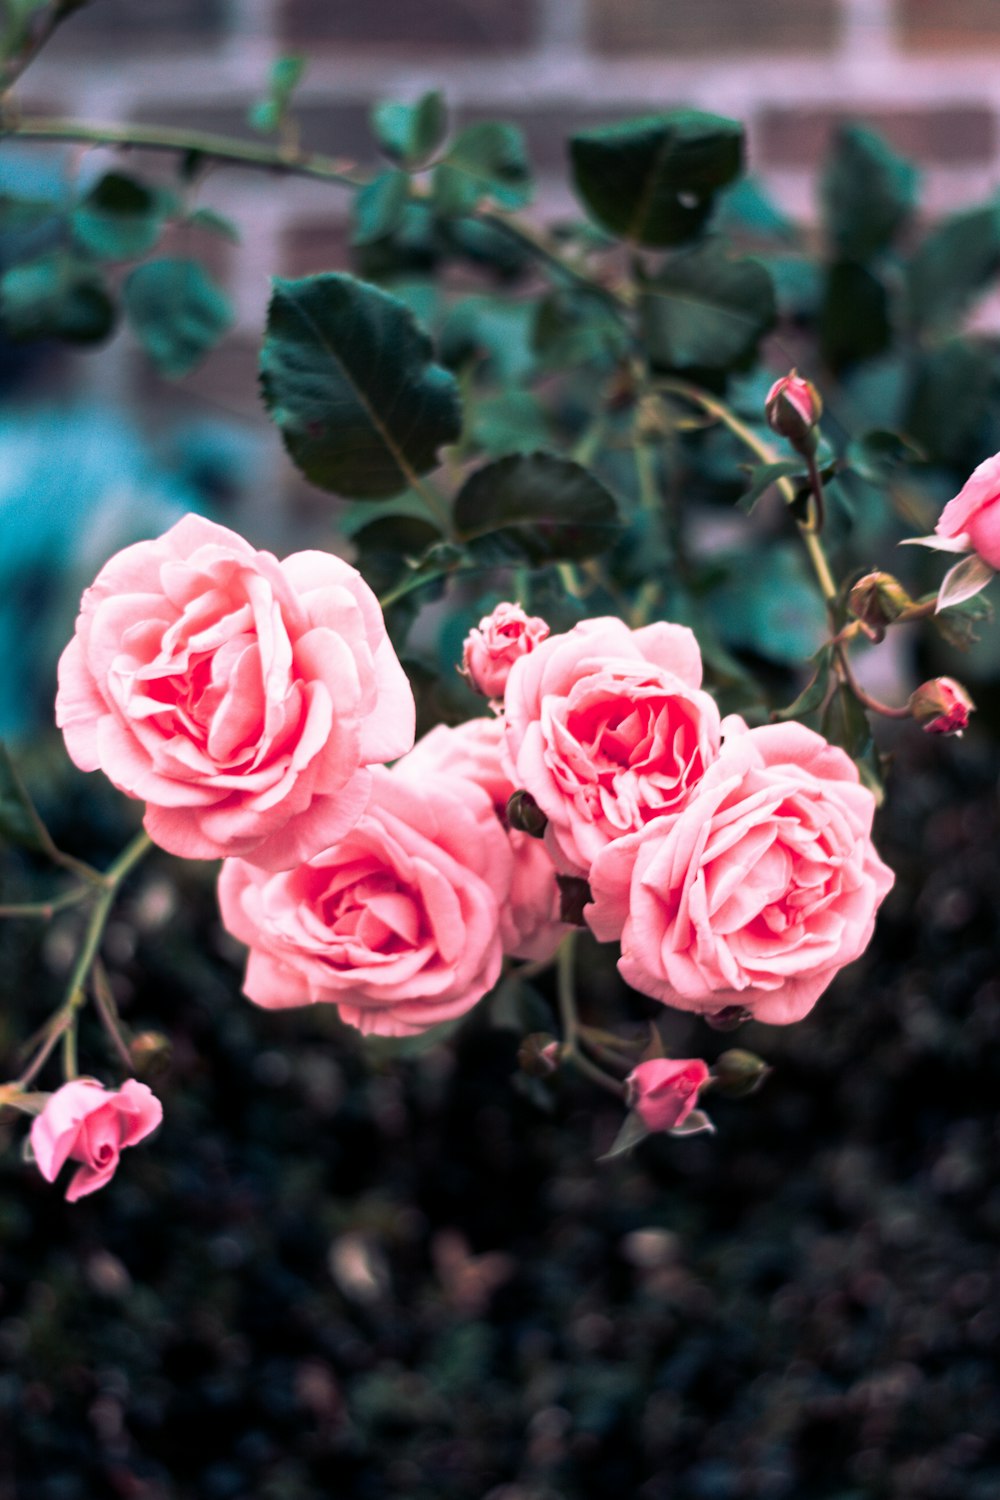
[58,0,227,48]
[588,0,839,54]
[280,0,536,51]
[899,0,1000,50]
[757,107,995,168]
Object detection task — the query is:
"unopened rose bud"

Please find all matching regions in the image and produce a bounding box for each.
[128,1031,172,1080]
[765,371,822,454]
[848,571,913,634]
[460,602,549,702]
[710,1048,771,1098]
[506,789,548,838]
[518,1033,560,1077]
[625,1058,710,1133]
[908,677,975,736]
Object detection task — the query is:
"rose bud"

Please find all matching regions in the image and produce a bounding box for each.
[128,1031,173,1080]
[710,1049,771,1098]
[506,789,548,839]
[765,372,822,454]
[908,677,975,736]
[461,602,549,702]
[518,1033,560,1078]
[29,1079,162,1202]
[848,571,913,635]
[625,1058,710,1133]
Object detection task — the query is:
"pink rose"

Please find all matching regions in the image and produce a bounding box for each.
[587,723,894,1025]
[765,371,822,443]
[218,765,510,1037]
[397,718,568,962]
[626,1057,710,1132]
[461,602,550,701]
[502,617,722,876]
[30,1079,162,1202]
[936,451,1000,569]
[56,514,414,870]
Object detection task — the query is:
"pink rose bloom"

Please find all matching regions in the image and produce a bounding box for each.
[936,451,1000,569]
[502,617,722,876]
[56,514,414,870]
[587,723,894,1026]
[461,602,550,701]
[30,1079,162,1202]
[218,765,510,1037]
[626,1057,710,1132]
[397,718,568,962]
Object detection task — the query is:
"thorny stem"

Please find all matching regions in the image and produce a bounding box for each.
[556,935,626,1098]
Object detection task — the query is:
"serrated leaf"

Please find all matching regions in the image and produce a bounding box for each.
[433,122,532,215]
[936,552,995,611]
[640,237,776,373]
[352,170,410,246]
[371,91,448,166]
[260,273,463,500]
[124,258,234,378]
[932,591,994,649]
[821,682,872,761]
[736,459,803,515]
[453,452,620,564]
[821,124,919,262]
[351,514,444,598]
[0,744,51,853]
[570,110,744,248]
[905,202,1000,332]
[0,251,116,344]
[72,172,168,261]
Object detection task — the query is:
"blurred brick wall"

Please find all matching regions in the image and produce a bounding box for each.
[13,0,1000,506]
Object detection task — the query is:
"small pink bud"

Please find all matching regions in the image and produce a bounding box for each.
[625,1058,710,1133]
[29,1079,162,1202]
[765,371,822,453]
[908,677,975,736]
[461,603,549,702]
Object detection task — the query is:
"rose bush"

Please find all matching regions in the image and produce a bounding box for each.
[586,723,895,1025]
[56,513,414,869]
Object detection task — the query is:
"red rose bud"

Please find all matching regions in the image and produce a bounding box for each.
[765,372,822,454]
[848,571,912,634]
[710,1049,771,1098]
[908,677,975,736]
[626,1058,711,1133]
[506,789,548,838]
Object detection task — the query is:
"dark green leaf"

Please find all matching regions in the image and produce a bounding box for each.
[821,124,919,262]
[904,340,993,464]
[821,682,872,761]
[0,192,58,230]
[71,172,168,261]
[735,459,803,515]
[531,288,628,369]
[714,176,796,242]
[433,122,532,214]
[710,546,827,666]
[772,645,835,722]
[570,110,744,247]
[0,744,50,854]
[248,54,305,135]
[819,260,890,371]
[845,428,924,485]
[453,452,619,564]
[439,296,535,384]
[351,514,444,598]
[0,250,116,344]
[124,258,234,377]
[371,91,448,166]
[933,591,994,649]
[640,237,776,373]
[352,170,410,246]
[471,390,550,456]
[260,273,463,499]
[905,202,1000,332]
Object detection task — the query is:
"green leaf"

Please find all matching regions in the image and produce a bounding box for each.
[821,682,872,761]
[185,206,241,243]
[640,237,776,373]
[71,172,168,261]
[820,260,890,370]
[0,250,116,344]
[453,452,620,564]
[772,645,835,722]
[570,110,744,247]
[845,428,924,485]
[260,273,463,500]
[432,122,532,215]
[371,91,448,166]
[821,124,919,262]
[0,192,59,230]
[0,744,51,854]
[352,170,410,246]
[904,340,993,464]
[351,514,443,599]
[124,258,234,378]
[714,176,796,242]
[905,202,1000,332]
[710,545,827,666]
[735,459,803,515]
[248,54,305,135]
